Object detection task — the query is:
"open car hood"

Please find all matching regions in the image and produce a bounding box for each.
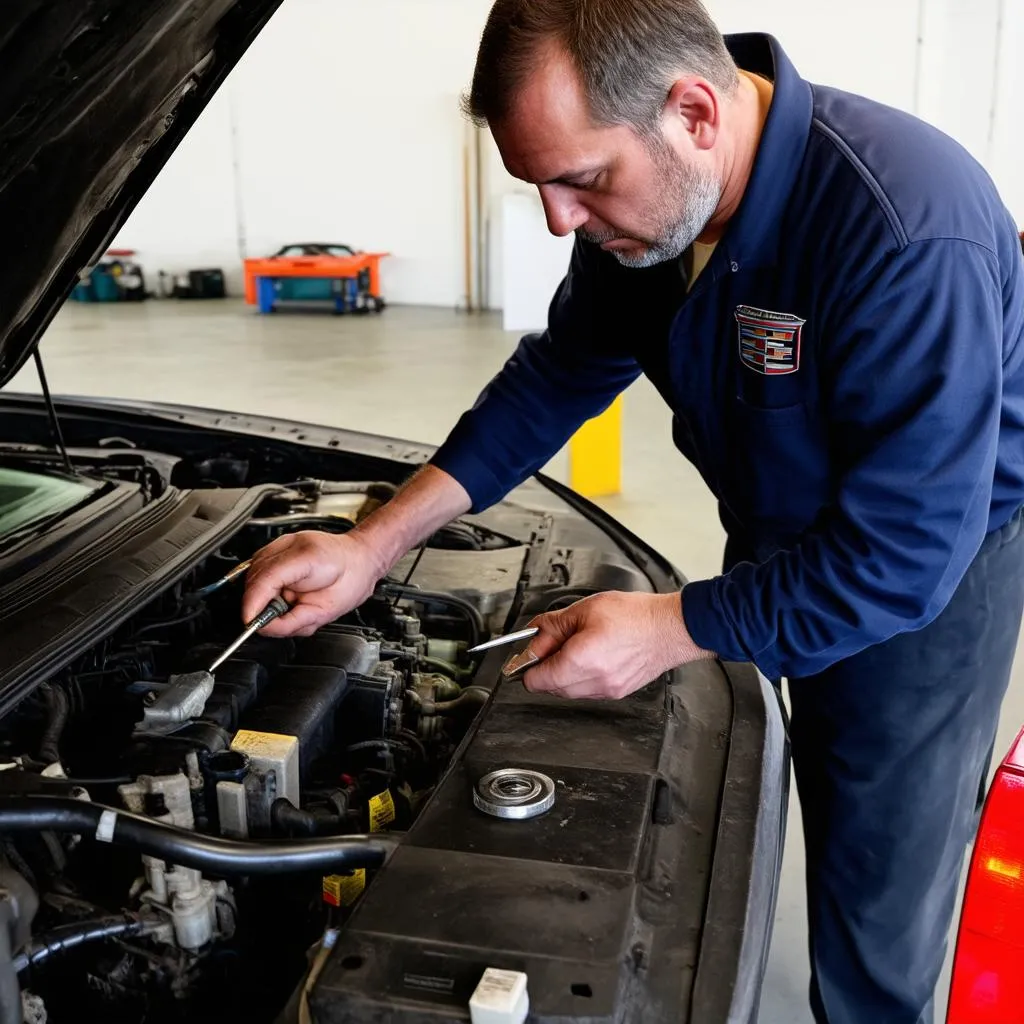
[0,0,282,387]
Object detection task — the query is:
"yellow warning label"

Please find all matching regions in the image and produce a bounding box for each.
[368,790,396,832]
[323,869,366,907]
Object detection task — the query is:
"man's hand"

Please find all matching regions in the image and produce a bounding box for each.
[241,530,387,638]
[514,591,715,700]
[240,465,473,639]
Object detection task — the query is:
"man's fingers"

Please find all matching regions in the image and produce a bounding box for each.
[521,642,589,694]
[242,550,314,622]
[523,605,586,660]
[543,677,609,700]
[499,614,568,676]
[255,602,323,638]
[523,630,563,661]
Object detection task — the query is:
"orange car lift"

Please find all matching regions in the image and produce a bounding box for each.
[243,252,388,312]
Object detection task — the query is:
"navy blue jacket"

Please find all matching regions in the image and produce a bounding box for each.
[430,33,1024,680]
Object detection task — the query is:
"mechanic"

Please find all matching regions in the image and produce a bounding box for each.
[242,2,1024,1022]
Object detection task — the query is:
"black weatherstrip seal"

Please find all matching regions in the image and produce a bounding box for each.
[0,485,278,715]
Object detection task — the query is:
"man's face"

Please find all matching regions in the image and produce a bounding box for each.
[492,46,723,269]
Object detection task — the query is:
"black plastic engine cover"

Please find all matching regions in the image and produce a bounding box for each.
[240,664,349,772]
[310,656,743,1024]
[123,636,350,774]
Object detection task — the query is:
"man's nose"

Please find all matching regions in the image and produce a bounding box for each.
[538,185,589,237]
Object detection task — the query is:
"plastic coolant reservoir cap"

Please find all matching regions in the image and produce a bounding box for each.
[469,968,529,1024]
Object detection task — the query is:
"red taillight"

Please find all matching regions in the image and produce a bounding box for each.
[948,727,1024,1022]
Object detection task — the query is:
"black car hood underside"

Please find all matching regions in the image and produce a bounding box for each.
[0,0,282,387]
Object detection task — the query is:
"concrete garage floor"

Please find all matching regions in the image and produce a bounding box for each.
[12,299,1024,1022]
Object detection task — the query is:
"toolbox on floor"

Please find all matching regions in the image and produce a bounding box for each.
[71,250,147,302]
[159,268,227,299]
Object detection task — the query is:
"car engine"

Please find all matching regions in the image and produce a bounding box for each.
[0,405,784,1024]
[0,476,589,1024]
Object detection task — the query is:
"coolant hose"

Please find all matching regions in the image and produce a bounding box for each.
[433,686,491,714]
[408,686,491,716]
[13,916,155,973]
[0,797,397,877]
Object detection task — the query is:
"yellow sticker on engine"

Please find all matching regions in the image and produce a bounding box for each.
[323,870,366,907]
[368,790,396,832]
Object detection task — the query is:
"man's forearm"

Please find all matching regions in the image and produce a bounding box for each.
[350,465,473,576]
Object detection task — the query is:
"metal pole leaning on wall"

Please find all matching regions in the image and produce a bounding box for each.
[474,124,486,311]
[463,123,475,313]
[460,119,490,314]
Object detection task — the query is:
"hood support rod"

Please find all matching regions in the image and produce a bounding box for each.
[33,349,74,475]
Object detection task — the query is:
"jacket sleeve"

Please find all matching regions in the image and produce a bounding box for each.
[429,240,642,512]
[682,238,1007,680]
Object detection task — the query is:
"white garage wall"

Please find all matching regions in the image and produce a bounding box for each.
[111,0,1024,309]
[109,87,242,294]
[228,0,490,307]
[989,0,1024,223]
[706,0,923,113]
[113,0,499,305]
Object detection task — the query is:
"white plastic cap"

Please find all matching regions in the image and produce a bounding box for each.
[469,968,529,1024]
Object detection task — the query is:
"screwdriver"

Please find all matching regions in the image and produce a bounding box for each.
[209,596,290,673]
[466,627,539,655]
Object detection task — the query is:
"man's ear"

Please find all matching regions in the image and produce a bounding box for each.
[662,77,720,151]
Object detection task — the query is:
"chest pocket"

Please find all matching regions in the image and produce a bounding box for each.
[723,398,832,543]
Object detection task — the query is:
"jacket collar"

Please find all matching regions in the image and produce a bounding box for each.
[719,33,814,271]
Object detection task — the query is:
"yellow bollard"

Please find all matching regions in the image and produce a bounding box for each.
[568,396,622,498]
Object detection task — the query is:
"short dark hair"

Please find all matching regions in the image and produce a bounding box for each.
[464,0,738,133]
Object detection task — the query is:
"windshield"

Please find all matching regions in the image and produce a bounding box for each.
[0,467,94,542]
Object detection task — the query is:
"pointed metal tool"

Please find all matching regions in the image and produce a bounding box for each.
[466,627,539,655]
[209,596,291,673]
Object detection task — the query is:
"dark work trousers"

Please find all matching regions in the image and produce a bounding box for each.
[725,506,1024,1024]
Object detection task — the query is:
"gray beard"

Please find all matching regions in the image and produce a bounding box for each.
[577,156,722,270]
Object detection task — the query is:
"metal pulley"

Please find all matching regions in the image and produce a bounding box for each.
[473,768,556,820]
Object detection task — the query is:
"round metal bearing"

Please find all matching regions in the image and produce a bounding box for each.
[473,768,556,820]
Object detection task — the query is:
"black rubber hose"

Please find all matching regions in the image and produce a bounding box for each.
[377,584,483,647]
[270,800,342,839]
[419,655,466,679]
[38,684,70,766]
[14,916,154,973]
[63,776,133,788]
[130,607,204,639]
[396,729,429,761]
[0,797,396,877]
[271,800,319,837]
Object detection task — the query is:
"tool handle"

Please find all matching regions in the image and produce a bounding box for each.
[251,595,290,629]
[209,597,293,674]
[502,650,542,680]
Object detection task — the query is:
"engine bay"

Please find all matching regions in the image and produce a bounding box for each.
[0,473,606,1023]
[0,401,785,1024]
